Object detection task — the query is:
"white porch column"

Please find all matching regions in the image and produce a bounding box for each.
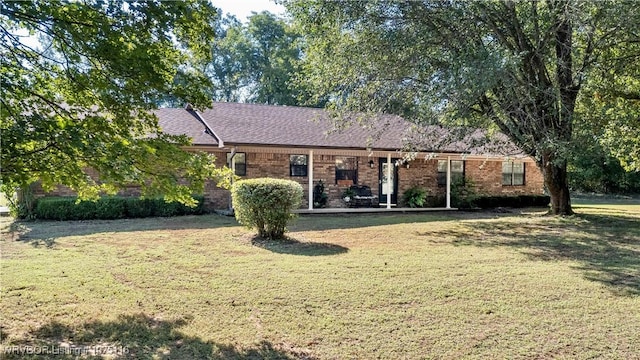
[308,150,314,210]
[386,153,392,209]
[446,156,452,209]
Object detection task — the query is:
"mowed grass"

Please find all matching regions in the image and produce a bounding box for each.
[1,204,639,359]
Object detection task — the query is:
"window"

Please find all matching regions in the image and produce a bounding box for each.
[227,152,246,176]
[335,157,358,185]
[502,161,525,186]
[437,160,464,186]
[290,155,308,177]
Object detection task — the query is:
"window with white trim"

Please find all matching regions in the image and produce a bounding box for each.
[502,161,525,186]
[335,157,358,185]
[437,160,464,186]
[290,155,308,177]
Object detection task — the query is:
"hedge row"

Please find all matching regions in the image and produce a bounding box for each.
[34,196,206,220]
[411,194,550,209]
[473,195,551,209]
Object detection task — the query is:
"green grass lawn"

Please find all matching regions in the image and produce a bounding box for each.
[1,205,639,359]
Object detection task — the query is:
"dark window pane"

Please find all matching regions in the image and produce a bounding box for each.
[235,163,246,176]
[336,157,357,184]
[437,160,464,186]
[291,165,307,177]
[437,160,447,172]
[290,155,307,166]
[502,173,512,185]
[290,155,308,176]
[227,153,246,176]
[513,173,524,186]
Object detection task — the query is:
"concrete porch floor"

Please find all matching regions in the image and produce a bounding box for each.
[294,207,458,214]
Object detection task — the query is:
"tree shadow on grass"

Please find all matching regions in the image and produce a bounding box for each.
[4,313,315,360]
[417,211,640,296]
[289,209,542,232]
[3,214,240,248]
[250,235,349,256]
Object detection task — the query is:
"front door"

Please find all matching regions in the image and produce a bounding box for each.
[378,158,399,205]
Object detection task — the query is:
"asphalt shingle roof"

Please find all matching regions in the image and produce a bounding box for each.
[155,102,524,156]
[156,102,409,149]
[154,108,218,146]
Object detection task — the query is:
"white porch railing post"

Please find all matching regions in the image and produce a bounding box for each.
[386,153,392,209]
[308,150,314,210]
[446,156,451,209]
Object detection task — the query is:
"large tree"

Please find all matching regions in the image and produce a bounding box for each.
[207,11,314,106]
[1,0,231,214]
[286,0,640,215]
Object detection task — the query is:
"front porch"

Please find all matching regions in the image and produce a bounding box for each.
[294,206,459,214]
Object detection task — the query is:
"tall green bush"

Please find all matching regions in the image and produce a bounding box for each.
[451,177,479,209]
[231,178,303,240]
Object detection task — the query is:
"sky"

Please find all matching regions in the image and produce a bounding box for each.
[210,0,287,22]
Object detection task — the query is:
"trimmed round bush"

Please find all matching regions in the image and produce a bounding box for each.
[231,178,303,240]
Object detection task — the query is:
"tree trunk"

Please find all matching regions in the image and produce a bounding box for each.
[542,154,573,215]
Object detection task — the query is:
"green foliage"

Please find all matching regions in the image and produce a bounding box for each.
[34,196,205,220]
[451,178,479,209]
[474,195,551,209]
[286,1,640,214]
[10,185,36,219]
[1,0,230,211]
[208,11,317,106]
[402,186,429,208]
[419,194,550,209]
[231,178,303,240]
[568,96,640,193]
[341,187,356,201]
[313,180,328,208]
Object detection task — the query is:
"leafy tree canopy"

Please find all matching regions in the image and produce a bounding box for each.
[1,0,232,211]
[286,0,640,214]
[207,11,320,106]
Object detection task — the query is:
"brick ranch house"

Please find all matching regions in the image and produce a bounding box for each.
[154,102,544,210]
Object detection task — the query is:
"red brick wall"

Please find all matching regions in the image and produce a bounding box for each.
[397,158,544,202]
[35,149,546,210]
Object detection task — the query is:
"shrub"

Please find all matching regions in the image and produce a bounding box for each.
[474,195,550,209]
[35,197,102,220]
[341,187,356,200]
[402,186,428,208]
[124,198,154,218]
[231,178,303,240]
[34,195,205,220]
[451,177,479,209]
[313,180,328,208]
